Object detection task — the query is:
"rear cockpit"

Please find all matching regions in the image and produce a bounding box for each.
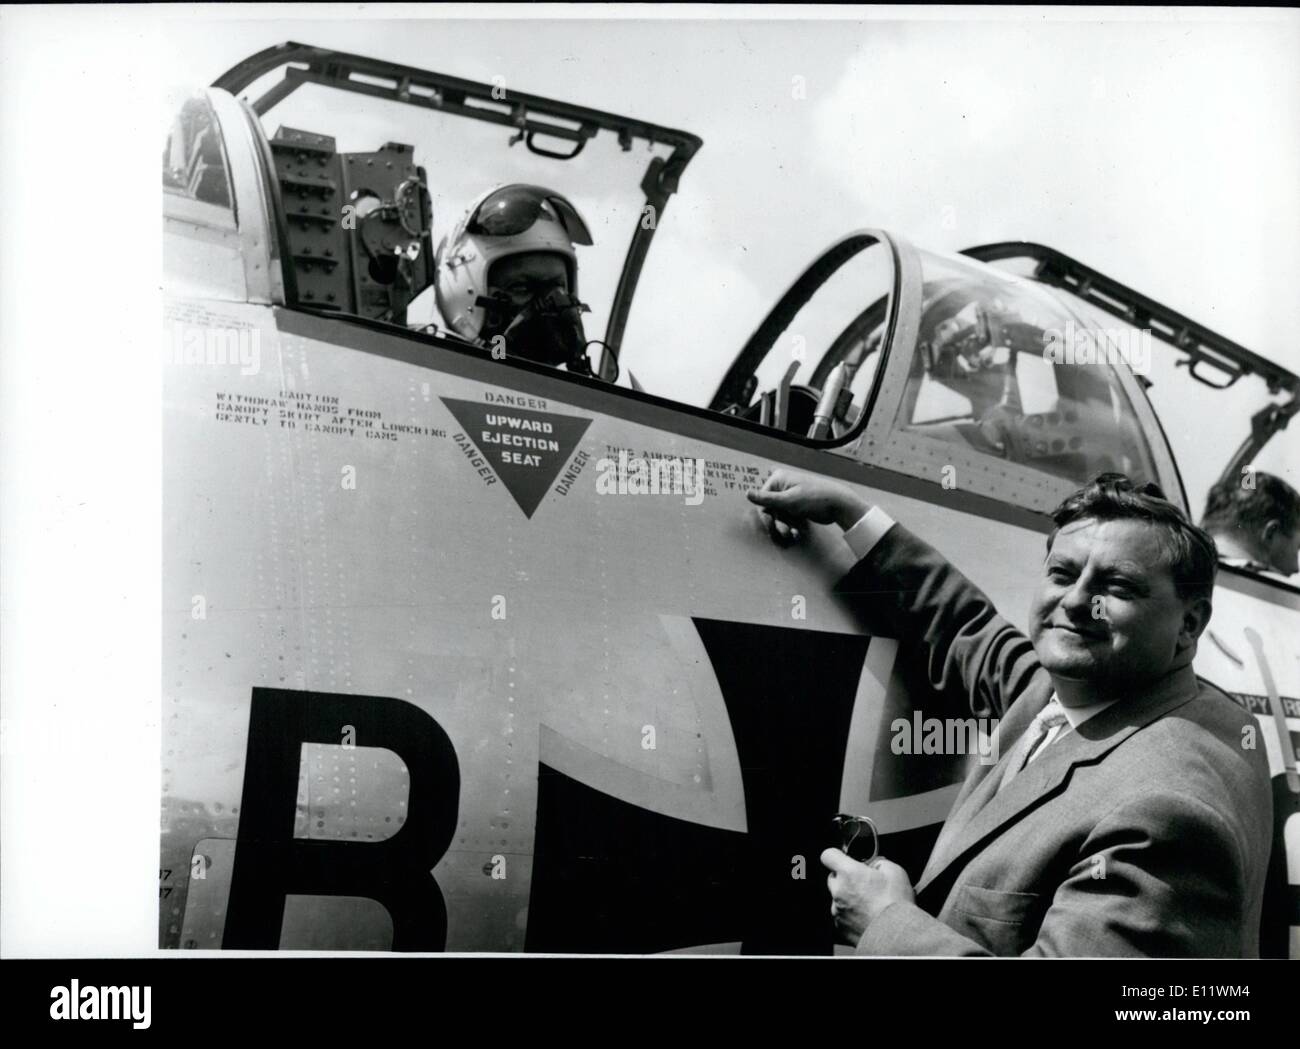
[198,41,701,381]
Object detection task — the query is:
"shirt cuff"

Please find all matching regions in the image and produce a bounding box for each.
[842,505,896,561]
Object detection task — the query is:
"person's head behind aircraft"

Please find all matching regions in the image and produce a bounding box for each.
[1201,470,1300,576]
[434,184,596,373]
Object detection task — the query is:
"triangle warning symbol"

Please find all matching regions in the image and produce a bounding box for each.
[442,398,593,518]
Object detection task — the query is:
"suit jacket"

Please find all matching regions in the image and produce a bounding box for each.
[834,524,1273,957]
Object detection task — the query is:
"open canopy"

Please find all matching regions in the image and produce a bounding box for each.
[213,42,702,375]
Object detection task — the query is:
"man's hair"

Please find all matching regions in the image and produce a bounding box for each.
[1047,473,1218,603]
[1200,471,1300,539]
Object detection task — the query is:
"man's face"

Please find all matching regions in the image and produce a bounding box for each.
[480,251,587,369]
[1028,518,1207,690]
[487,252,569,315]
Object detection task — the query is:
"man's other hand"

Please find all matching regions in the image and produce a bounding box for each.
[821,848,915,946]
[747,470,869,545]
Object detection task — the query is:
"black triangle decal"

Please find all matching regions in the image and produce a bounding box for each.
[442,398,593,518]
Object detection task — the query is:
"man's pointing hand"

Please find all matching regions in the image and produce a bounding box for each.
[747,469,870,544]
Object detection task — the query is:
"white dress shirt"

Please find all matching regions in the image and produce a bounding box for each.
[1030,695,1116,758]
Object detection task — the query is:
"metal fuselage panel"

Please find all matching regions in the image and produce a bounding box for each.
[161,294,1300,955]
[162,294,1034,952]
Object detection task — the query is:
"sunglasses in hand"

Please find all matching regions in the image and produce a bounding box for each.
[832,813,879,864]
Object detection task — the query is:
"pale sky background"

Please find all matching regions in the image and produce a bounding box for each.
[159,7,1299,510]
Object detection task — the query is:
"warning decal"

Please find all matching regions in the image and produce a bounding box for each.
[442,398,593,518]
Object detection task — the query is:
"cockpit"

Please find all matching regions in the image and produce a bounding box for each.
[165,42,1297,527]
[898,252,1159,487]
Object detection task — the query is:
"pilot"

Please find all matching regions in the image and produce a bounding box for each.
[434,184,598,376]
[1200,470,1300,577]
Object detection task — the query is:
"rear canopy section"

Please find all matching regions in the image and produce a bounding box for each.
[209,42,703,379]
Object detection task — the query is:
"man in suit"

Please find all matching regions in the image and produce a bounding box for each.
[747,470,1273,956]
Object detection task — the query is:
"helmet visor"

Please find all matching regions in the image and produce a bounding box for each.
[467,184,593,245]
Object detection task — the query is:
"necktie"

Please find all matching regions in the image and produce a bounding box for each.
[997,698,1069,794]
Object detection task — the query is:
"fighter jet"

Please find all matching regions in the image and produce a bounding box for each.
[161,42,1299,955]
